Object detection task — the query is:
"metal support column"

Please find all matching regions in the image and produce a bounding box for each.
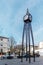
[30,24,35,62]
[21,24,25,62]
[26,26,28,61]
[28,26,31,63]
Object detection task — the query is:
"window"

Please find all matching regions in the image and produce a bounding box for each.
[8,39,9,41]
[1,38,3,41]
[1,44,3,46]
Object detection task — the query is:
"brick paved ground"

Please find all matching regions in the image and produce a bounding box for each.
[0,57,43,65]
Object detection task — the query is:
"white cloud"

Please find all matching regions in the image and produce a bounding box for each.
[34,27,43,36]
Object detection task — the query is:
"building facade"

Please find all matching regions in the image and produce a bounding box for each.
[0,36,10,54]
[38,42,43,56]
[24,45,39,54]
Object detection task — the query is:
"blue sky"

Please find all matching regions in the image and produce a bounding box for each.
[0,0,43,44]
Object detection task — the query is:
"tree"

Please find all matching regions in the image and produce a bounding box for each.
[10,36,16,54]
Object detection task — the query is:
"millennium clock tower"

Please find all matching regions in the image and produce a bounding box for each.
[21,9,35,63]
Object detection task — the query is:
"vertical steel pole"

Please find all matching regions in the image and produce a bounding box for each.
[26,26,28,61]
[28,25,31,63]
[21,24,25,62]
[30,24,35,62]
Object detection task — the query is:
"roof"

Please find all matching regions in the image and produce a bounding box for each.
[0,36,9,39]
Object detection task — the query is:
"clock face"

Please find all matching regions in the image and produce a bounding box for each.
[29,14,32,21]
[24,15,28,21]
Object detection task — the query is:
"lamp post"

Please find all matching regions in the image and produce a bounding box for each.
[21,9,35,63]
